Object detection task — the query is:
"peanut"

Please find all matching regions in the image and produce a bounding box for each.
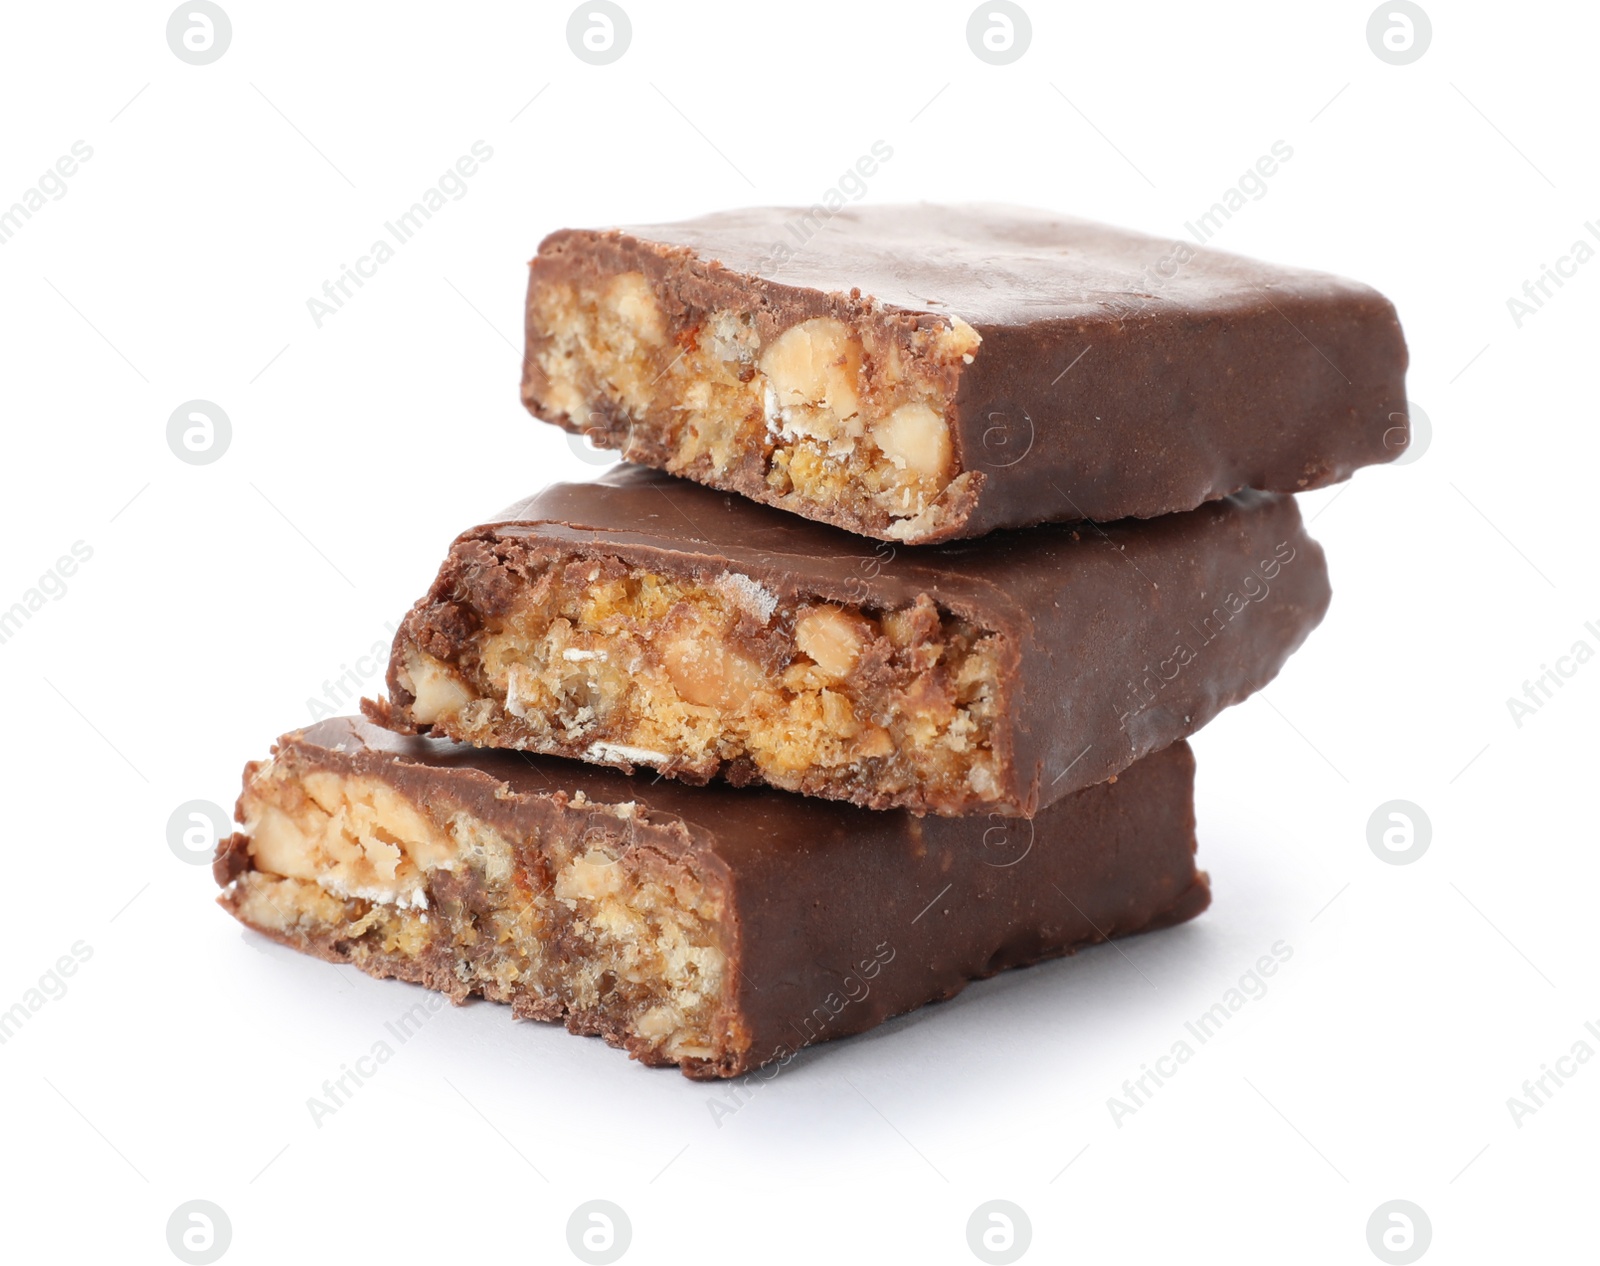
[662,636,765,712]
[759,317,863,422]
[872,402,952,478]
[605,272,667,347]
[405,652,473,724]
[795,605,873,679]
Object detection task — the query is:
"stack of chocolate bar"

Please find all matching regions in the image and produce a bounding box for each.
[215,207,1406,1077]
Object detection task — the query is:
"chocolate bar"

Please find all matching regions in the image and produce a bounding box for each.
[521,205,1408,543]
[375,468,1329,816]
[214,717,1208,1077]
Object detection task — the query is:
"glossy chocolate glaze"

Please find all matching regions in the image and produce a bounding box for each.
[522,205,1408,541]
[384,468,1330,815]
[216,717,1208,1076]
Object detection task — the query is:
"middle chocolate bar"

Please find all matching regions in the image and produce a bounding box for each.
[378,469,1327,816]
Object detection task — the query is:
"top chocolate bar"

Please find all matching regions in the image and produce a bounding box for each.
[521,204,1409,544]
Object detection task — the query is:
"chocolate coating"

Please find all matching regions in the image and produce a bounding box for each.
[217,717,1208,1076]
[384,467,1330,816]
[523,205,1409,541]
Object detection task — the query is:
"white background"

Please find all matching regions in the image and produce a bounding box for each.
[1,1,1594,1262]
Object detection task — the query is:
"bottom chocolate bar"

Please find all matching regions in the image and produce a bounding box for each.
[214,717,1208,1077]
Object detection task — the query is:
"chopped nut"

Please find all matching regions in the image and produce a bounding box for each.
[442,553,1003,816]
[633,1004,680,1039]
[661,636,766,712]
[759,317,863,422]
[243,771,464,908]
[794,605,873,679]
[780,660,827,693]
[855,725,895,758]
[228,745,734,1070]
[605,271,667,347]
[941,316,983,361]
[529,269,976,540]
[555,848,625,903]
[881,610,913,648]
[872,402,952,478]
[819,689,861,738]
[967,763,1001,799]
[705,310,756,365]
[405,652,473,724]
